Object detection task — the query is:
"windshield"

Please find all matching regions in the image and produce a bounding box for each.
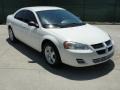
[36,10,86,28]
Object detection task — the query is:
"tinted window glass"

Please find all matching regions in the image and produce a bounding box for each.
[15,10,37,23]
[14,10,25,21]
[36,10,85,28]
[24,10,37,23]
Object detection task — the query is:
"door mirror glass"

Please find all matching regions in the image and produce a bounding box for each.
[28,21,39,28]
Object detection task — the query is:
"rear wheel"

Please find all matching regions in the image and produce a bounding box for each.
[8,27,17,42]
[43,42,61,67]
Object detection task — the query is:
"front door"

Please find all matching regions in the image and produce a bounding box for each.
[22,10,41,51]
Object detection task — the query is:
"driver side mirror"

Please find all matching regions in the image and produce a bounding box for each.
[28,21,39,28]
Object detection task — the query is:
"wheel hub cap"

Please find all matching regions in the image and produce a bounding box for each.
[45,46,56,64]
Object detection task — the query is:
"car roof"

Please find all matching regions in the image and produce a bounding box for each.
[22,6,65,12]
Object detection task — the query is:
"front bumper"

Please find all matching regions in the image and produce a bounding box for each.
[60,41,114,67]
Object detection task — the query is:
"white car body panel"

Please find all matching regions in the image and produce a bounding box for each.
[6,6,114,67]
[48,24,110,45]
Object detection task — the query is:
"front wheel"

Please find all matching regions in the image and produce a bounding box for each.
[43,42,61,67]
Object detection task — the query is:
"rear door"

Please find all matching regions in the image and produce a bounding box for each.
[13,10,29,43]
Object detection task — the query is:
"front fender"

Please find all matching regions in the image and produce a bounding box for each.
[41,35,62,51]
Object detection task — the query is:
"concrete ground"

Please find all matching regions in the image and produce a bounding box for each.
[0,25,120,90]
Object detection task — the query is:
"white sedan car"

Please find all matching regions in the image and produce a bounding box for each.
[7,6,114,67]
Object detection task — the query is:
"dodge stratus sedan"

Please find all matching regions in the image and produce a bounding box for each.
[7,6,114,67]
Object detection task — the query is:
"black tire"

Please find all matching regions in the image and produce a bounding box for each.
[8,27,17,43]
[43,42,62,67]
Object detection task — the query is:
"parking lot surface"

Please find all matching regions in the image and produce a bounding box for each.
[0,25,120,90]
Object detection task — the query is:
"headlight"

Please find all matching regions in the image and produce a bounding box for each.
[63,41,91,50]
[108,34,114,44]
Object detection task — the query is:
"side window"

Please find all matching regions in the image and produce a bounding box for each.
[15,10,38,24]
[24,10,38,23]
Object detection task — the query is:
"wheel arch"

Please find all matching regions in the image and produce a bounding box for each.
[41,35,62,59]
[41,36,63,64]
[8,25,12,29]
[7,23,14,31]
[7,23,18,41]
[41,36,61,52]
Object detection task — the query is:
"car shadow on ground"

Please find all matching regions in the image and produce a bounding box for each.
[6,39,115,81]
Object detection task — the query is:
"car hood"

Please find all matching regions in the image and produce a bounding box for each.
[49,24,110,45]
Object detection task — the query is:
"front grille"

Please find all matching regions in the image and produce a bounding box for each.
[91,40,113,55]
[96,49,106,55]
[93,52,114,63]
[91,43,104,49]
[105,40,111,46]
[108,46,113,51]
